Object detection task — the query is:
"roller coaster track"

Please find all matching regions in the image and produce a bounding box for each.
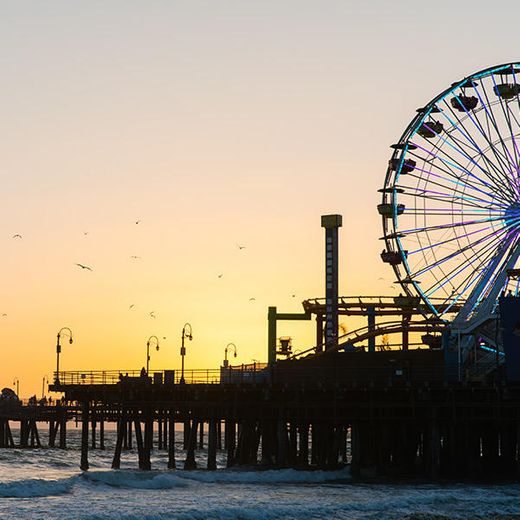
[302,295,463,317]
[290,318,445,360]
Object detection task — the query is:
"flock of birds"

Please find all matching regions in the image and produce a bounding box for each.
[5,222,298,321]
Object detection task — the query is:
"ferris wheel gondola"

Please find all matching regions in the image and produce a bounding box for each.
[380,62,520,328]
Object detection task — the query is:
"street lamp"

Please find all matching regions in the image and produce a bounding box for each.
[13,378,19,398]
[42,375,48,399]
[223,343,237,368]
[180,323,193,384]
[55,327,73,384]
[146,335,160,375]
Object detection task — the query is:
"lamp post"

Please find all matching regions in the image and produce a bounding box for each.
[146,335,160,375]
[180,323,193,384]
[42,375,48,399]
[13,378,19,398]
[223,343,237,368]
[56,327,73,384]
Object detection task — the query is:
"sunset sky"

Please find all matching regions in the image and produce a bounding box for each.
[2,1,518,396]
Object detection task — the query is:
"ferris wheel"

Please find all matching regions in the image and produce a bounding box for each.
[380,63,520,327]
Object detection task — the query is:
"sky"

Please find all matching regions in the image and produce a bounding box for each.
[1,0,519,397]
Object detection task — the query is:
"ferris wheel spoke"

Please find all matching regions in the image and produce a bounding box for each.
[504,96,520,135]
[417,134,507,199]
[406,207,502,216]
[416,117,513,196]
[422,226,512,298]
[409,142,514,204]
[445,127,507,176]
[442,91,510,166]
[440,105,516,196]
[435,233,518,311]
[441,102,510,172]
[410,219,506,271]
[493,74,520,138]
[429,249,502,313]
[442,89,517,185]
[405,161,505,212]
[406,223,503,257]
[484,75,520,158]
[398,166,502,208]
[422,137,515,204]
[443,85,519,199]
[404,203,504,213]
[474,77,513,160]
[407,222,509,279]
[398,214,505,237]
[492,78,520,176]
[474,80,519,179]
[405,154,500,199]
[512,71,520,127]
[398,186,506,211]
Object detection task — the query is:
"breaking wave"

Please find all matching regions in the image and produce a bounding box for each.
[83,470,190,489]
[81,467,350,490]
[178,467,351,484]
[0,475,77,497]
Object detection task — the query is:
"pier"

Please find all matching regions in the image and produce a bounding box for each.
[1,359,515,480]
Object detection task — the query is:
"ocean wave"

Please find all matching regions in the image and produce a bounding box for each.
[177,467,351,484]
[0,475,76,497]
[82,470,190,490]
[81,467,351,490]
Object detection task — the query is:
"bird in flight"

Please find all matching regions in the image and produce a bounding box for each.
[149,311,156,319]
[218,274,223,279]
[237,244,246,250]
[75,263,93,271]
[249,297,256,302]
[135,220,141,225]
[83,232,89,236]
[291,294,296,298]
[129,304,135,310]
[12,234,22,239]
[1,313,7,318]
[130,255,141,260]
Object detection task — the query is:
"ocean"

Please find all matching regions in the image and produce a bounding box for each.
[1,428,520,519]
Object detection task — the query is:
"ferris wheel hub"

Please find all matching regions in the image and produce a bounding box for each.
[504,202,520,230]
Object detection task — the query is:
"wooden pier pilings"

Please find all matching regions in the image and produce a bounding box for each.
[3,380,520,481]
[0,404,71,449]
[0,418,14,448]
[42,379,520,480]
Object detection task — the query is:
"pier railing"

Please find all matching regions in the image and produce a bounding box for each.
[54,363,269,386]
